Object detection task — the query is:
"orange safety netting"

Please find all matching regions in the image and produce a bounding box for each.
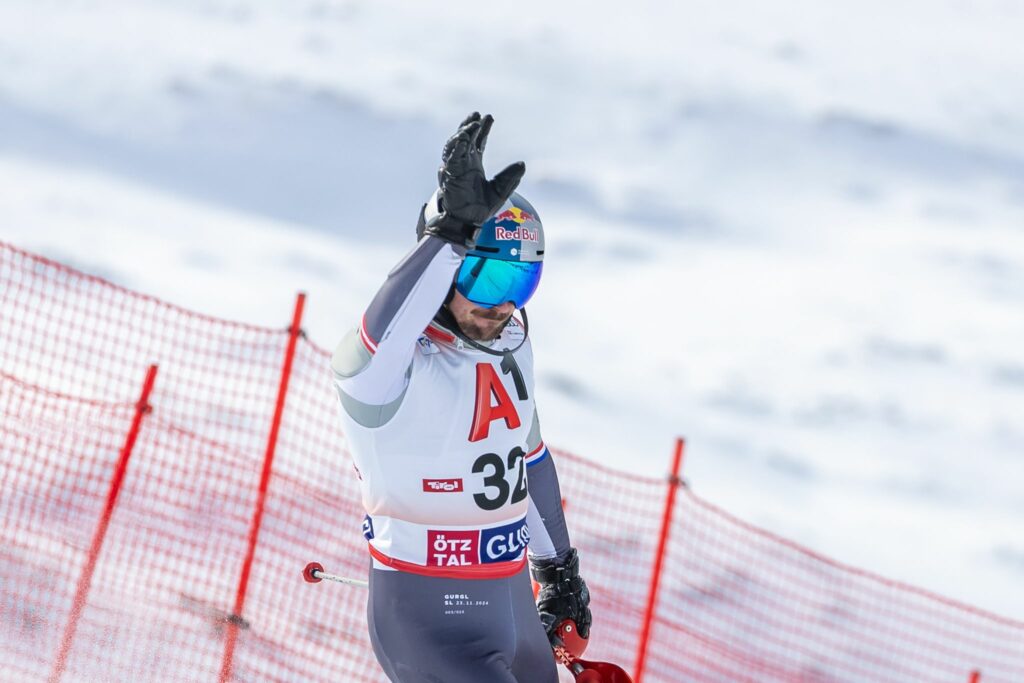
[1,240,1022,683]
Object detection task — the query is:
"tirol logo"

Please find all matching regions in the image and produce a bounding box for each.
[422,478,464,493]
[481,518,530,564]
[493,208,538,242]
[427,529,480,567]
[362,515,374,541]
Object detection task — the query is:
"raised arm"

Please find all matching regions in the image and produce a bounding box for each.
[332,112,525,412]
[332,234,464,406]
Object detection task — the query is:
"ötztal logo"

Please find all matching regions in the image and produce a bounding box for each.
[422,478,464,493]
[427,530,479,567]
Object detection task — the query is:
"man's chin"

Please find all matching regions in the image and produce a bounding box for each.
[461,319,505,342]
[467,327,501,342]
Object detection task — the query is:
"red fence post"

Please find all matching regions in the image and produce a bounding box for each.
[219,292,306,683]
[49,364,159,683]
[634,437,686,683]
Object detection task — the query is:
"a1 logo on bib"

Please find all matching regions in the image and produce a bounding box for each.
[468,363,521,442]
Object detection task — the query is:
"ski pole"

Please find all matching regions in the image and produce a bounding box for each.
[552,622,600,683]
[302,561,368,588]
[552,620,634,683]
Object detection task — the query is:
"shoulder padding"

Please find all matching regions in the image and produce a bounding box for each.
[331,328,372,378]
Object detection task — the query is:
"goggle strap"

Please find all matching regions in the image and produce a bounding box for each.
[433,307,529,359]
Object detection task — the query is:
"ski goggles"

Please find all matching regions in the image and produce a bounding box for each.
[454,256,543,308]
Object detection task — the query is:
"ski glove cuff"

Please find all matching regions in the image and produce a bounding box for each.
[530,547,592,641]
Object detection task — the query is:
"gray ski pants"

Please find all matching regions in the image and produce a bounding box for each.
[367,563,559,682]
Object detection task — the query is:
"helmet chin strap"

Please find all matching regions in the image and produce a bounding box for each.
[434,305,530,357]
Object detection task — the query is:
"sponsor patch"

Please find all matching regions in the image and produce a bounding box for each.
[423,478,464,493]
[492,208,539,242]
[494,226,539,242]
[481,518,530,564]
[416,335,440,355]
[427,529,480,568]
[362,515,374,541]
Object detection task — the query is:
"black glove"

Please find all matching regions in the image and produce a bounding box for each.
[424,111,526,246]
[530,547,592,643]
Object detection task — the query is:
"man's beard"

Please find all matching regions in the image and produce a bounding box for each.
[459,310,512,341]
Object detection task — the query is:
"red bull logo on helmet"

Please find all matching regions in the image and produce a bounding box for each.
[495,226,539,241]
[493,207,539,242]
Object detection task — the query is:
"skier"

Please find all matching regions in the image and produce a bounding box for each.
[331,112,591,682]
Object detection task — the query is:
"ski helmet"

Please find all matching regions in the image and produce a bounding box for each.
[422,190,545,308]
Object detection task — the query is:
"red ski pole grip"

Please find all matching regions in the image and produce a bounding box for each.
[303,562,324,583]
[556,619,589,658]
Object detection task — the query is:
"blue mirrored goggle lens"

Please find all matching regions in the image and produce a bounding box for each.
[455,256,543,308]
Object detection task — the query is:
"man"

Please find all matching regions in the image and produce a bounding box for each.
[331,112,591,683]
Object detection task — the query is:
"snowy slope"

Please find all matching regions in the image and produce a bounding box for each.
[2,0,1023,620]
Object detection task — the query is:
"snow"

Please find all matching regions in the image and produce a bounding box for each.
[1,0,1023,623]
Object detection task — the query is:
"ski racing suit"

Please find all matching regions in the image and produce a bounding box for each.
[331,234,571,683]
